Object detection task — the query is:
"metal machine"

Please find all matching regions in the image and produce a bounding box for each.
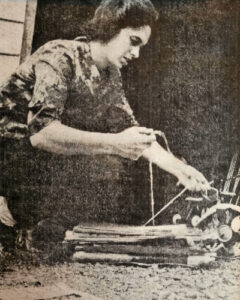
[172,152,240,255]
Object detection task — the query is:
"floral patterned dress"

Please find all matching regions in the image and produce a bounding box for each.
[0,36,138,140]
[0,37,139,227]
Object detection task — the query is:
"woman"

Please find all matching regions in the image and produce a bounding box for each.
[0,0,209,248]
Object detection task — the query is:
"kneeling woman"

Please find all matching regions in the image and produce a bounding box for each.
[0,0,209,246]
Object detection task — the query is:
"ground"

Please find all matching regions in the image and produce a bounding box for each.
[0,252,239,300]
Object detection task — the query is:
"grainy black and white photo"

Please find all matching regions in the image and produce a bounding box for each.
[0,0,239,299]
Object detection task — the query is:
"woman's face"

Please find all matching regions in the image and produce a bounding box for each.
[103,25,151,69]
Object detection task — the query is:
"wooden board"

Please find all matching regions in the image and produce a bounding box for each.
[0,0,26,22]
[20,0,38,63]
[75,244,206,257]
[0,55,20,83]
[0,20,24,55]
[73,251,215,266]
[73,224,189,236]
[65,230,176,244]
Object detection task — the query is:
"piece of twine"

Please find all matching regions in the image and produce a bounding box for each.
[143,187,187,226]
[144,130,187,226]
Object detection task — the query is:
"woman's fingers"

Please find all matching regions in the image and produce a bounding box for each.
[177,164,210,193]
[117,127,156,160]
[129,127,156,144]
[142,134,156,144]
[137,127,154,135]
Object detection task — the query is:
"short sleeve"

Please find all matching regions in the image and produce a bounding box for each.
[28,57,72,135]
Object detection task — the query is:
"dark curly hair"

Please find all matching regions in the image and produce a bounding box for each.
[80,0,159,43]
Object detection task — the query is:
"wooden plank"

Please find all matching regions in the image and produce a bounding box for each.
[75,244,206,257]
[73,224,188,236]
[0,55,20,84]
[65,230,176,244]
[73,251,134,264]
[0,0,27,22]
[0,20,24,54]
[73,251,215,266]
[20,0,37,63]
[73,228,181,236]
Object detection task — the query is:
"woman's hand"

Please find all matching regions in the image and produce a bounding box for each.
[115,126,156,160]
[142,142,210,193]
[175,163,210,192]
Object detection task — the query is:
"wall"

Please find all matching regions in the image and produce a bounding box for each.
[0,0,27,83]
[126,0,240,222]
[0,0,37,84]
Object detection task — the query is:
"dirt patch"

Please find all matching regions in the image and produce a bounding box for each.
[0,254,239,300]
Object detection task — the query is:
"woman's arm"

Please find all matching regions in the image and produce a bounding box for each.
[30,122,209,192]
[30,122,156,158]
[142,142,210,192]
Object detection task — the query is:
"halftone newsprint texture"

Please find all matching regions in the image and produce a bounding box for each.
[0,0,239,299]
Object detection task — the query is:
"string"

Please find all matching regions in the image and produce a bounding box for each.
[146,130,174,226]
[149,159,155,226]
[154,130,172,155]
[143,187,187,226]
